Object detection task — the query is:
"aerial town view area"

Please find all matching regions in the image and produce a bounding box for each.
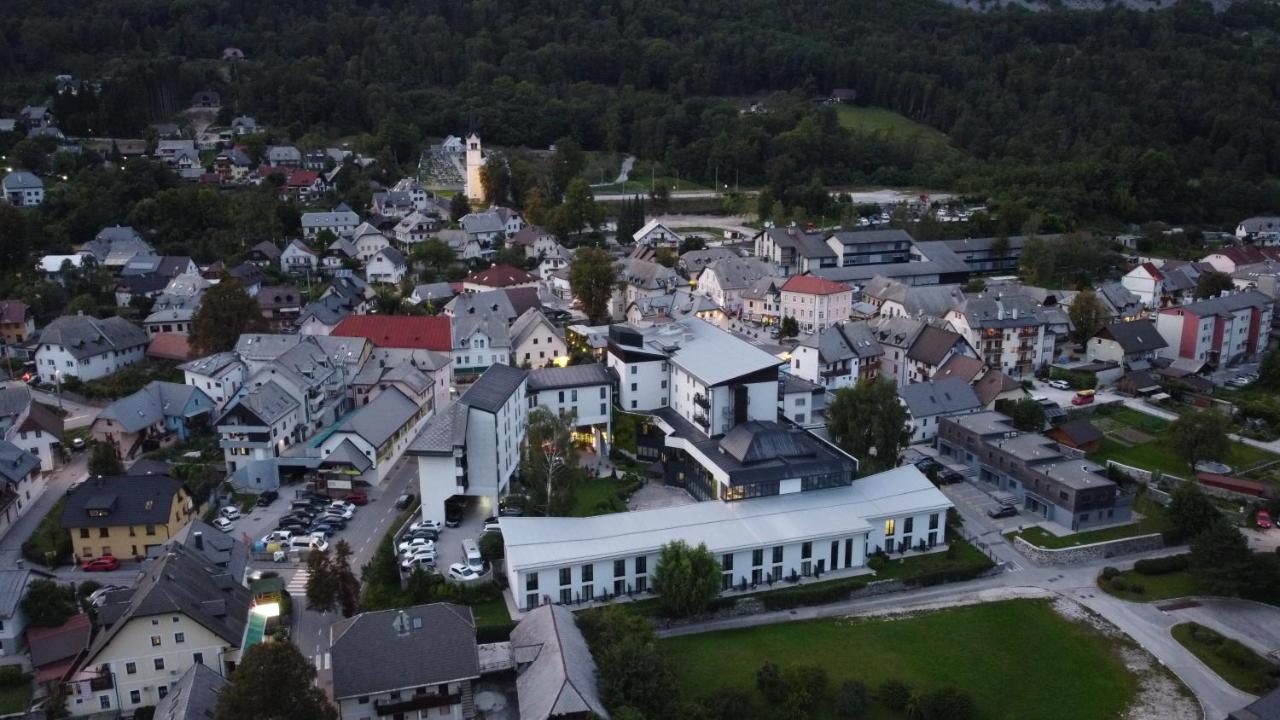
[0,0,1279,718]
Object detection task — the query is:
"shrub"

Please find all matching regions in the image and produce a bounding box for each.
[878,679,913,711]
[833,679,869,719]
[1101,566,1120,580]
[756,662,784,704]
[1109,578,1128,592]
[915,686,975,720]
[758,578,867,610]
[867,555,889,572]
[1133,554,1190,575]
[701,687,757,720]
[0,665,28,688]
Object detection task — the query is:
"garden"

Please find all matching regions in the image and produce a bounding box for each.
[1171,622,1280,695]
[1087,406,1280,482]
[1007,492,1171,550]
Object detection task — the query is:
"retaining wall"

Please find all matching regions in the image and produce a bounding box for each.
[1013,532,1165,566]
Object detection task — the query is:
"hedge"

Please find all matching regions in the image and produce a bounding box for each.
[1133,554,1190,576]
[758,578,868,610]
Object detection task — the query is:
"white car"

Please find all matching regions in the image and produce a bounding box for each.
[448,563,482,582]
[288,536,328,553]
[483,519,502,533]
[219,506,241,521]
[87,585,126,607]
[212,517,235,533]
[1047,379,1072,390]
[328,501,356,514]
[325,505,355,520]
[397,537,435,555]
[410,519,444,533]
[261,530,295,545]
[400,549,437,571]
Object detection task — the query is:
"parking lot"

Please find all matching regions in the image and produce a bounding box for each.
[395,496,494,582]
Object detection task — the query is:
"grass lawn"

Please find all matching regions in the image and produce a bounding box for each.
[1089,407,1280,479]
[0,683,30,715]
[23,495,71,567]
[870,538,992,580]
[662,600,1137,720]
[470,597,513,627]
[836,106,959,157]
[1172,622,1280,695]
[1099,569,1206,602]
[571,477,627,517]
[1009,494,1170,549]
[232,492,258,514]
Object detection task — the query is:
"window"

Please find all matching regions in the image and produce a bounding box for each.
[630,366,637,375]
[79,528,89,539]
[773,546,783,563]
[582,584,594,601]
[635,576,648,593]
[614,559,625,577]
[154,658,165,671]
[928,532,938,547]
[150,636,161,647]
[599,387,607,399]
[559,568,571,586]
[614,579,625,595]
[884,518,896,537]
[100,695,111,710]
[571,390,577,402]
[558,391,565,403]
[630,400,636,409]
[801,542,812,559]
[526,593,539,608]
[130,691,141,705]
[801,560,812,576]
[929,513,939,530]
[158,687,168,700]
[600,403,606,415]
[146,525,156,536]
[582,564,593,582]
[174,632,185,644]
[752,549,764,567]
[526,574,539,591]
[635,556,646,574]
[721,553,734,571]
[904,517,914,534]
[125,662,136,675]
[559,588,572,604]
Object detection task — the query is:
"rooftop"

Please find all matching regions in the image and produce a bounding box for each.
[330,603,480,699]
[332,315,452,351]
[460,364,528,414]
[781,275,853,296]
[526,363,612,392]
[60,474,185,529]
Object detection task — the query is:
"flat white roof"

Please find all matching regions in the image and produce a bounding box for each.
[501,465,950,571]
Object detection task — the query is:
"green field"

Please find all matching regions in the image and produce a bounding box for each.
[836,106,959,158]
[0,683,29,715]
[1088,407,1280,481]
[1172,622,1280,695]
[1009,494,1170,549]
[662,600,1137,720]
[571,477,628,517]
[1099,568,1206,602]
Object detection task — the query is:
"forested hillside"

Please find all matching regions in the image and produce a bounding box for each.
[2,0,1280,224]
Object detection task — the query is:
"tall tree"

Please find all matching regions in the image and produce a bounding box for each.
[1018,235,1055,286]
[332,540,361,618]
[304,549,337,613]
[550,178,603,239]
[1167,482,1221,541]
[449,193,471,222]
[189,278,267,355]
[997,397,1047,432]
[1189,520,1253,597]
[214,642,337,720]
[521,407,581,515]
[21,579,78,628]
[1169,409,1230,469]
[652,540,721,617]
[569,246,617,324]
[1194,270,1235,300]
[828,378,910,474]
[1067,289,1108,346]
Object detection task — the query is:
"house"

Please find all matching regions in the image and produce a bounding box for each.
[0,442,42,540]
[0,300,34,351]
[35,315,148,383]
[0,385,64,471]
[352,223,392,263]
[1096,281,1145,322]
[508,225,561,260]
[365,247,407,285]
[938,412,1131,532]
[301,208,360,239]
[945,294,1052,377]
[1121,262,1165,309]
[2,171,44,206]
[227,264,265,296]
[694,257,777,312]
[214,147,253,181]
[510,604,609,720]
[316,387,429,485]
[1046,418,1103,453]
[824,229,914,268]
[390,177,433,211]
[869,316,975,388]
[511,309,567,368]
[625,290,720,327]
[297,295,353,336]
[460,210,507,248]
[939,235,1034,274]
[255,286,303,331]
[190,90,221,108]
[371,191,416,219]
[245,241,282,267]
[410,364,529,521]
[63,543,251,717]
[1087,321,1168,368]
[899,378,982,443]
[0,569,31,657]
[214,380,302,474]
[780,275,854,333]
[790,321,882,391]
[408,282,457,309]
[616,258,680,315]
[861,276,965,320]
[679,247,739,276]
[1202,245,1274,274]
[143,294,201,337]
[150,663,228,720]
[147,334,194,367]
[82,228,156,269]
[20,105,52,127]
[392,211,439,246]
[229,114,255,134]
[632,220,682,247]
[37,253,93,281]
[264,145,301,167]
[1236,217,1280,243]
[462,264,538,293]
[280,239,320,274]
[330,604,481,720]
[1155,290,1274,366]
[60,474,194,563]
[754,227,839,276]
[740,277,784,324]
[179,352,246,409]
[27,612,92,687]
[320,237,358,272]
[452,313,511,376]
[526,364,613,453]
[91,382,214,460]
[501,463,950,611]
[332,315,451,352]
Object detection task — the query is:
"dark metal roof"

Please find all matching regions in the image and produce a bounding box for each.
[60,474,185,529]
[526,363,611,391]
[330,603,480,699]
[460,364,528,413]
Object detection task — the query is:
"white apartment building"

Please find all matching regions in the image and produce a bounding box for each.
[526,364,612,454]
[301,209,360,239]
[35,315,148,384]
[179,353,247,409]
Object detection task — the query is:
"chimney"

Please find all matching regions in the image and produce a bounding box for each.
[193,532,203,550]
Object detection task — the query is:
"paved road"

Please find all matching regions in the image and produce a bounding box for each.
[26,386,101,429]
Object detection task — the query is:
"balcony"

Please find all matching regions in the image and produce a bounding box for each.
[375,692,461,716]
[692,412,709,429]
[820,366,851,379]
[693,393,710,409]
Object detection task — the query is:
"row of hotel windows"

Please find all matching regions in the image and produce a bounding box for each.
[526,557,649,607]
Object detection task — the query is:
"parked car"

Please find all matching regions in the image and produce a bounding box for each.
[71,437,86,451]
[325,505,355,520]
[82,556,120,572]
[256,490,279,507]
[261,530,296,545]
[1071,390,1096,406]
[448,563,482,582]
[914,457,940,473]
[308,523,337,538]
[987,505,1018,519]
[398,537,435,555]
[317,515,348,529]
[445,499,465,528]
[482,517,502,533]
[1048,379,1072,391]
[212,517,235,533]
[87,585,126,607]
[400,548,438,571]
[276,520,310,533]
[498,504,524,517]
[406,528,439,542]
[287,536,328,553]
[219,506,241,521]
[409,519,443,533]
[1229,376,1254,388]
[394,493,416,510]
[936,469,965,485]
[1257,510,1273,529]
[343,491,368,506]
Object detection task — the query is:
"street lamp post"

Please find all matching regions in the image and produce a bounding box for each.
[53,370,63,410]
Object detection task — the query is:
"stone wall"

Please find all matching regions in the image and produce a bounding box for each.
[1013,532,1165,566]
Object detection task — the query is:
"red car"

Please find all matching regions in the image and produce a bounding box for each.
[343,491,368,506]
[1258,510,1273,529]
[82,556,120,572]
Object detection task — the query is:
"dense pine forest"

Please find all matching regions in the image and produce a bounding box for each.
[2,0,1280,224]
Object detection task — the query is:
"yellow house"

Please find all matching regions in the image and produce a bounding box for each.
[60,475,194,563]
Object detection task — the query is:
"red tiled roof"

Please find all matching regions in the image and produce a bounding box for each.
[781,275,852,296]
[0,300,29,325]
[464,264,537,288]
[28,612,91,680]
[287,170,321,188]
[146,333,194,361]
[1139,262,1164,281]
[331,315,452,351]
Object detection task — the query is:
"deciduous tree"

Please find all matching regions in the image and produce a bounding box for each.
[190,278,267,355]
[652,540,720,617]
[21,579,78,628]
[521,407,581,515]
[569,246,617,324]
[88,440,124,477]
[214,641,337,720]
[1194,270,1235,300]
[1169,409,1230,469]
[1189,520,1253,597]
[1167,482,1221,541]
[828,379,910,474]
[1067,288,1108,346]
[304,549,337,613]
[332,540,361,618]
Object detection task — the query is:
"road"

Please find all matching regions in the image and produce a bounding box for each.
[26,385,101,429]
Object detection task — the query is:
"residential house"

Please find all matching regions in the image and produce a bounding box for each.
[0,300,34,352]
[1087,321,1168,368]
[460,211,507,251]
[780,275,854,333]
[215,380,302,474]
[1236,217,1280,243]
[365,247,407,285]
[511,309,567,369]
[1155,290,1274,366]
[330,604,481,720]
[940,235,1033,274]
[63,544,250,717]
[632,220,682,247]
[1202,245,1275,274]
[28,613,92,688]
[255,286,302,331]
[1121,262,1165,309]
[280,239,319,274]
[392,211,439,246]
[510,604,609,720]
[149,663,228,720]
[245,241,282,268]
[937,412,1131,531]
[790,321,882,391]
[625,289,720,327]
[452,313,511,376]
[740,277,783,324]
[320,238,358,272]
[2,171,43,206]
[508,225,560,260]
[678,248,740,276]
[297,295,353,336]
[227,264,265,296]
[526,364,613,454]
[83,227,155,269]
[754,227,838,276]
[214,147,252,181]
[390,177,433,211]
[0,443,41,541]
[36,254,92,282]
[861,276,965,320]
[60,474,194,563]
[779,374,827,428]
[410,364,529,521]
[143,294,201,337]
[462,265,538,293]
[971,368,1025,409]
[179,353,246,410]
[825,229,913,268]
[35,315,148,383]
[0,570,31,657]
[331,315,452,354]
[945,294,1051,377]
[316,387,429,485]
[407,282,457,310]
[264,145,301,167]
[1097,281,1145,322]
[91,382,215,460]
[694,257,777,312]
[0,386,63,471]
[899,378,982,443]
[301,209,360,240]
[1046,419,1103,453]
[616,259,680,317]
[352,223,391,263]
[370,191,416,219]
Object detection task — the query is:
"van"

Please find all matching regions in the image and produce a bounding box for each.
[1071,389,1096,406]
[461,538,483,572]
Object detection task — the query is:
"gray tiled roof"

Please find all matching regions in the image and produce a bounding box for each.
[407,402,468,454]
[61,474,185,529]
[899,378,982,417]
[1097,321,1167,354]
[228,380,299,425]
[461,211,504,235]
[322,438,373,472]
[96,381,211,433]
[333,387,419,448]
[178,352,242,377]
[330,603,480,699]
[512,604,609,720]
[510,309,558,351]
[0,569,29,620]
[798,321,882,363]
[460,364,527,413]
[301,210,359,229]
[701,256,777,290]
[40,315,148,359]
[177,519,249,580]
[1177,289,1273,317]
[526,363,611,391]
[153,663,228,720]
